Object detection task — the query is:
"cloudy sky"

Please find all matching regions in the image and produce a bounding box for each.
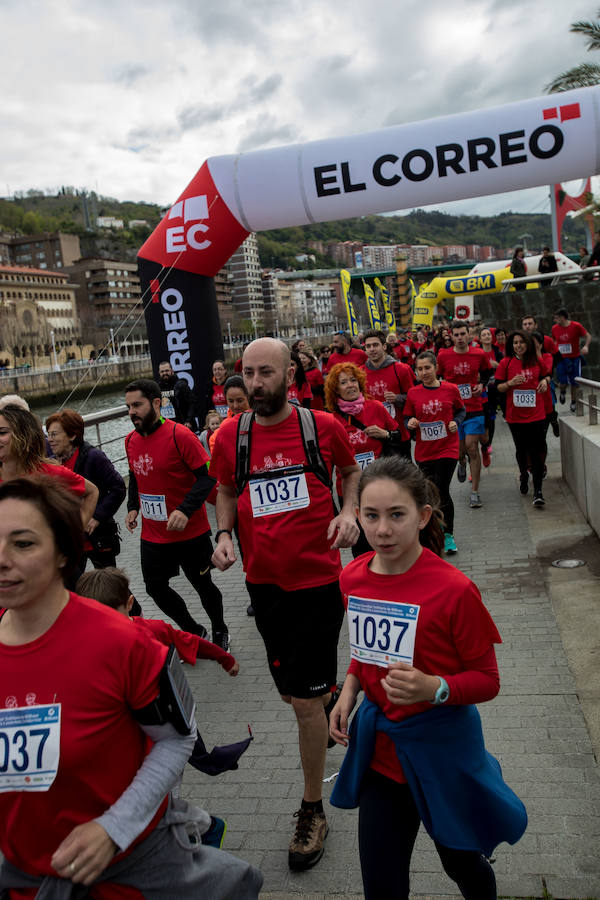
[2,0,596,218]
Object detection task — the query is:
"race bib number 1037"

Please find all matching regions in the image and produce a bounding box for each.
[347,595,420,667]
[0,704,61,793]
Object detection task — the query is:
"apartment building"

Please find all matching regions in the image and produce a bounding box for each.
[0,231,81,269]
[228,233,264,327]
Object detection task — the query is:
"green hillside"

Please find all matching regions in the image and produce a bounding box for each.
[0,190,587,269]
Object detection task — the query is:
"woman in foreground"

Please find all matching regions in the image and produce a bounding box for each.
[0,476,262,899]
[329,458,527,900]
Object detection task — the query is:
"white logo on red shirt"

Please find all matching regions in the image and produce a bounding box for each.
[26,693,37,706]
[5,696,17,708]
[370,379,388,397]
[132,453,154,477]
[349,430,368,446]
[421,398,443,416]
[253,452,293,472]
[453,361,471,376]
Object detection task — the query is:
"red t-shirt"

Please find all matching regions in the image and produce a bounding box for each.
[210,381,228,418]
[495,356,549,423]
[436,347,491,414]
[3,462,87,497]
[331,399,398,493]
[287,382,313,407]
[211,407,356,589]
[404,382,464,462]
[125,421,210,543]
[541,353,554,414]
[340,549,501,783]
[551,321,587,358]
[394,341,414,364]
[132,617,235,671]
[0,594,167,882]
[365,361,414,440]
[325,347,367,373]
[304,367,325,411]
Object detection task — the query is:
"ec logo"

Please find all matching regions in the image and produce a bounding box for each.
[165,195,211,253]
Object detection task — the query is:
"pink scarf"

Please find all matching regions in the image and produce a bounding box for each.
[337,395,365,415]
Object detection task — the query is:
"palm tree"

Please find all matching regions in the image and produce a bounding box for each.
[546,11,600,92]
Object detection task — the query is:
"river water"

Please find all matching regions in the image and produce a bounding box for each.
[32,390,132,476]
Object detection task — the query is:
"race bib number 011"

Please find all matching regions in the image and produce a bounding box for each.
[347,595,420,667]
[250,472,310,517]
[513,389,536,408]
[419,420,447,442]
[0,704,61,793]
[140,493,168,521]
[458,383,472,400]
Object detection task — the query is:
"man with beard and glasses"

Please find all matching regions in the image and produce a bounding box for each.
[124,379,229,649]
[210,338,360,873]
[158,361,198,429]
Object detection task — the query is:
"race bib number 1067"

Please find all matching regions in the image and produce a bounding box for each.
[347,595,420,667]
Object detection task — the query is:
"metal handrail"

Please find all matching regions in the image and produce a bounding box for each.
[501,266,600,292]
[81,405,130,463]
[575,377,599,425]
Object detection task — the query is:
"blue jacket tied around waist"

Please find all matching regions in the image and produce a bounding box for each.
[330,698,527,858]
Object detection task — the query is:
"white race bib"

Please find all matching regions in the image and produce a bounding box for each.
[458,383,472,400]
[347,595,420,667]
[249,472,310,517]
[0,704,61,793]
[140,493,168,521]
[161,401,176,420]
[513,389,536,408]
[383,402,397,419]
[419,420,447,441]
[215,405,228,418]
[558,343,572,355]
[355,451,375,471]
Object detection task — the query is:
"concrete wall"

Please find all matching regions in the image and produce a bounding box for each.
[475,281,599,381]
[0,357,152,403]
[560,416,600,539]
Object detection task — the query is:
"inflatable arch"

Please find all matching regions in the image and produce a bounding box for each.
[138,86,600,416]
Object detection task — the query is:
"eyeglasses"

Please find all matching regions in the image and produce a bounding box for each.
[47,431,65,439]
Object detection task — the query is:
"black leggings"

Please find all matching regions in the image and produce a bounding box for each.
[418,458,458,534]
[145,566,225,634]
[507,420,546,494]
[358,769,497,900]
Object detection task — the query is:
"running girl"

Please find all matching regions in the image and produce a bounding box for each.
[329,458,527,900]
[495,331,550,506]
[404,351,465,554]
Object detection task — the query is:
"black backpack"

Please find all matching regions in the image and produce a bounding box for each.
[234,407,331,495]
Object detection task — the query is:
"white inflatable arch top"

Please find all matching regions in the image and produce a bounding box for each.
[140,86,600,277]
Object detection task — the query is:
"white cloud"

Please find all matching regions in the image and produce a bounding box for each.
[0,0,596,218]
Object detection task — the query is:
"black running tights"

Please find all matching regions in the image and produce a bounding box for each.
[358,769,497,900]
[507,420,546,494]
[144,565,225,634]
[418,457,458,535]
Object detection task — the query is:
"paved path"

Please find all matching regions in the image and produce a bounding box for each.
[117,413,600,899]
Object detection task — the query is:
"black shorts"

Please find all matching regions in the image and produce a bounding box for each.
[246,580,345,699]
[140,533,214,583]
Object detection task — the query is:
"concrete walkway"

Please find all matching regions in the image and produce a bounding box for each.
[117,412,600,899]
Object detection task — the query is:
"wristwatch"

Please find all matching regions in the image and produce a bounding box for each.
[214,529,233,542]
[429,676,450,705]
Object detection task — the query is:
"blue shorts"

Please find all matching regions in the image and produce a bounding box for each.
[556,356,582,386]
[459,415,486,440]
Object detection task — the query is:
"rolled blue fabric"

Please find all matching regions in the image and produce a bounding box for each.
[330,697,527,857]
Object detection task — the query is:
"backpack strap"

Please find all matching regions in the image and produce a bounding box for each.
[296,407,331,489]
[235,410,255,495]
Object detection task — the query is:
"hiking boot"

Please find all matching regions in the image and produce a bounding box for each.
[457,461,467,483]
[533,492,545,508]
[444,533,458,555]
[469,492,482,508]
[520,474,529,495]
[212,629,230,652]
[481,445,492,468]
[324,683,342,749]
[288,807,328,871]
